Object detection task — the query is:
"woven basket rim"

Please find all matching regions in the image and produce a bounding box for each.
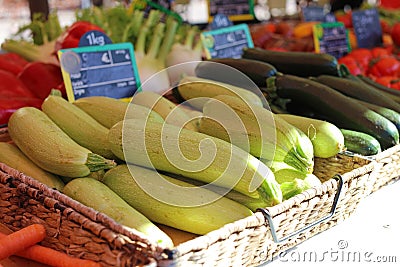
[372,143,400,161]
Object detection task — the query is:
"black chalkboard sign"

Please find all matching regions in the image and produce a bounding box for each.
[58,42,141,102]
[302,6,325,22]
[351,8,383,48]
[209,0,254,22]
[313,22,350,59]
[201,24,254,59]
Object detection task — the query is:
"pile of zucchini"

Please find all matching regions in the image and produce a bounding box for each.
[197,47,400,156]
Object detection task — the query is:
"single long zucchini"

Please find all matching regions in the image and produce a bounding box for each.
[355,99,400,132]
[0,142,64,190]
[269,74,399,150]
[177,76,264,110]
[63,177,174,248]
[313,75,400,113]
[340,129,382,156]
[108,118,282,204]
[42,95,115,159]
[103,164,253,235]
[242,47,341,77]
[8,107,116,177]
[198,95,314,174]
[277,114,345,158]
[195,58,277,88]
[73,96,164,129]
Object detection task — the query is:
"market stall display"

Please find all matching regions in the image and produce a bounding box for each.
[0,1,399,266]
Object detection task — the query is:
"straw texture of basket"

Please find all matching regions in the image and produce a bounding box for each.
[372,144,400,192]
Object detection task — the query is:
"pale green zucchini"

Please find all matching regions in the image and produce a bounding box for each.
[42,95,115,159]
[103,164,253,235]
[277,114,345,158]
[8,107,116,177]
[63,177,174,248]
[107,118,282,205]
[199,95,314,174]
[73,96,164,128]
[177,76,263,110]
[0,142,64,190]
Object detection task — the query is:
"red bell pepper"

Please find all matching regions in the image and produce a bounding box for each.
[0,69,37,98]
[0,53,29,76]
[346,48,372,71]
[391,22,400,48]
[54,21,105,51]
[0,97,43,125]
[0,53,29,67]
[17,62,65,99]
[338,55,364,76]
[368,57,400,78]
[370,47,391,59]
[375,76,400,90]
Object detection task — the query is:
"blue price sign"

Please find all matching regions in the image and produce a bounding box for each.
[313,22,350,59]
[352,8,383,48]
[302,6,325,22]
[58,42,141,102]
[201,24,254,59]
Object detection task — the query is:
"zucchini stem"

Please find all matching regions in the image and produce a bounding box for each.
[86,153,116,172]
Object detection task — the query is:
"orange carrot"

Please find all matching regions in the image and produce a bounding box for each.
[0,224,46,260]
[0,231,101,267]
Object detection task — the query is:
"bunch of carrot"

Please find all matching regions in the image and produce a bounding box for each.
[0,224,100,267]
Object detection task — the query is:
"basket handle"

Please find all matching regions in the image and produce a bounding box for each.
[257,174,343,243]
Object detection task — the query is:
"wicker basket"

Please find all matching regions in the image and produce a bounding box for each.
[0,142,377,267]
[371,144,400,192]
[0,163,164,266]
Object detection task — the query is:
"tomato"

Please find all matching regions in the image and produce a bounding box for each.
[371,47,391,59]
[347,48,372,70]
[338,55,364,76]
[391,22,400,47]
[380,19,392,35]
[375,76,398,87]
[368,57,400,77]
[380,0,400,9]
[335,12,352,28]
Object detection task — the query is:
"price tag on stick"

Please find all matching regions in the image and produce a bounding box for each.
[208,0,255,22]
[58,42,141,102]
[201,24,254,59]
[313,22,350,59]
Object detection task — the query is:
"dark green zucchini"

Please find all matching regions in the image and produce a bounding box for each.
[355,99,400,132]
[268,74,399,150]
[313,75,400,113]
[195,58,277,88]
[355,75,400,103]
[340,129,382,156]
[284,99,331,121]
[242,47,341,77]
